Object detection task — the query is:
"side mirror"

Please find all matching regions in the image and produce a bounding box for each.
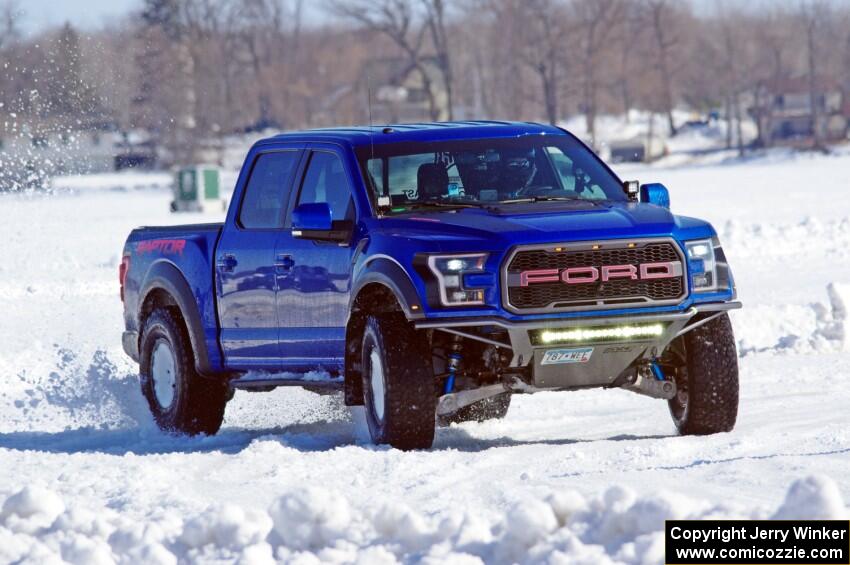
[639,183,670,209]
[292,202,352,243]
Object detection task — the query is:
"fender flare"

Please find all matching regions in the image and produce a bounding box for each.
[137,261,217,376]
[350,256,423,320]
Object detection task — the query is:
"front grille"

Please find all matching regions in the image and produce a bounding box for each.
[504,240,686,312]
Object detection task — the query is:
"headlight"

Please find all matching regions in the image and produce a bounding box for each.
[685,238,720,292]
[427,254,488,306]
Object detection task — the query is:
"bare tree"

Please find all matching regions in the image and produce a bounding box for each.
[6,0,850,164]
[0,0,20,49]
[799,1,833,151]
[712,3,747,156]
[329,0,442,120]
[513,0,566,126]
[232,0,283,126]
[750,6,794,148]
[422,0,453,119]
[0,0,21,114]
[613,2,643,122]
[641,0,686,136]
[572,0,626,146]
[462,0,527,120]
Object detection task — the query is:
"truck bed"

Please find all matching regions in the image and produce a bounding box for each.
[122,222,226,373]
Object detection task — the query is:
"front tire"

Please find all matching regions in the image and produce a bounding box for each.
[666,313,739,435]
[139,308,228,435]
[361,314,436,450]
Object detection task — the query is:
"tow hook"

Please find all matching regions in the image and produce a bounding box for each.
[621,363,677,400]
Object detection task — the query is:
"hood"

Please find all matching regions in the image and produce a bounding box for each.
[371,201,713,250]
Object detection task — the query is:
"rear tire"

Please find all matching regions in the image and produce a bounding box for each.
[361,314,436,450]
[437,393,511,427]
[139,308,228,436]
[667,313,739,435]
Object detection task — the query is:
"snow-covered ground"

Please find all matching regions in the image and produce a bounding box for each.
[1,148,849,564]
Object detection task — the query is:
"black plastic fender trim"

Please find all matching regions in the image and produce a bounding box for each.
[138,261,221,377]
[350,257,425,321]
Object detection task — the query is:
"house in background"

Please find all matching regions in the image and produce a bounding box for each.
[354,57,450,124]
[751,77,850,146]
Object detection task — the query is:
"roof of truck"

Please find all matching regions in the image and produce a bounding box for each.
[261,121,567,148]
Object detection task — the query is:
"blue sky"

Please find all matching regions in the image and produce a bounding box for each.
[21,0,141,33]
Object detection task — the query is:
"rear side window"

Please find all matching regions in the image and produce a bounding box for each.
[295,151,354,222]
[239,151,300,229]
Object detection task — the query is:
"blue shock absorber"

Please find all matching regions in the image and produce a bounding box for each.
[650,361,665,381]
[444,351,463,394]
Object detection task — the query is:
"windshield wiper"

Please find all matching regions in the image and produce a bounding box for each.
[496,196,583,204]
[397,201,481,211]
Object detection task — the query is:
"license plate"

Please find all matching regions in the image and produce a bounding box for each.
[540,347,594,365]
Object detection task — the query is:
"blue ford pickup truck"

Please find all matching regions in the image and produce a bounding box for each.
[120,121,740,449]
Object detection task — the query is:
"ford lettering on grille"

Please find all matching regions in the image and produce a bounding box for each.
[519,262,680,286]
[504,240,687,313]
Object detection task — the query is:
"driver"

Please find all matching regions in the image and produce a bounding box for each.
[416,163,449,200]
[498,147,536,192]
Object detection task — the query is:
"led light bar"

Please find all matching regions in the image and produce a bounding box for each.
[539,323,665,344]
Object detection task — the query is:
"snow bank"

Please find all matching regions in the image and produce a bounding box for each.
[0,486,65,535]
[0,477,844,564]
[721,217,850,263]
[818,283,850,351]
[772,476,847,520]
[710,215,850,355]
[734,282,850,356]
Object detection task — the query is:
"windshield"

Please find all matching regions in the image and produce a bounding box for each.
[357,135,625,214]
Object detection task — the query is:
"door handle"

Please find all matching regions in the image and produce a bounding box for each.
[217,254,238,272]
[275,254,295,272]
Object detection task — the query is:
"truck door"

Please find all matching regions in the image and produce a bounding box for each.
[275,147,356,370]
[216,148,302,368]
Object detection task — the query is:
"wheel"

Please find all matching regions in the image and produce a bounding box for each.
[664,313,739,435]
[139,308,228,435]
[437,393,511,427]
[361,314,436,450]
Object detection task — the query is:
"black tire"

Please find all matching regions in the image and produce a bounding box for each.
[361,314,436,450]
[667,313,739,435]
[437,393,511,427]
[139,308,228,435]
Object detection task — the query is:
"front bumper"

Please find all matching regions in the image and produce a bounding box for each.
[416,301,741,390]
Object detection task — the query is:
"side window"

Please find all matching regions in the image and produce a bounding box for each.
[239,151,300,229]
[545,146,606,200]
[296,151,354,221]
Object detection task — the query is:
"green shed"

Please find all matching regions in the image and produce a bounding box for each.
[171,166,226,213]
